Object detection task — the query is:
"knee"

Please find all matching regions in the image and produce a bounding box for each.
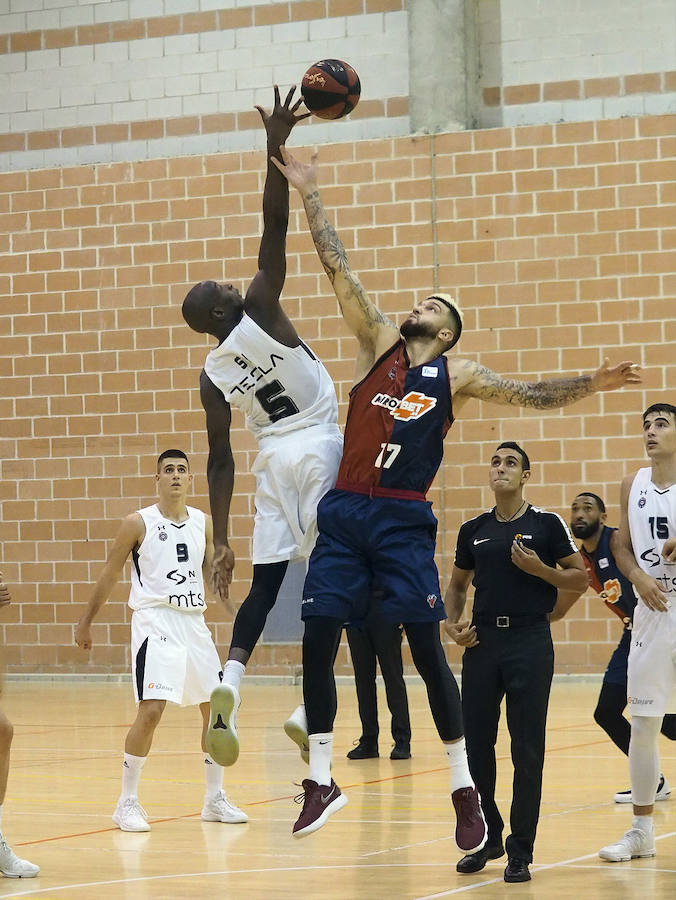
[137,701,165,730]
[0,715,13,749]
[630,715,661,747]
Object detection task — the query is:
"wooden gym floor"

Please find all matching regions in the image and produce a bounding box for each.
[0,680,674,899]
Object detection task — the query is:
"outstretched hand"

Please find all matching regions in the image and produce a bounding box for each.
[590,358,641,392]
[0,571,10,608]
[271,145,319,194]
[255,85,310,149]
[211,544,235,612]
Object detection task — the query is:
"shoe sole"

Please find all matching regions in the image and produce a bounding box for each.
[292,793,348,838]
[614,791,671,804]
[201,810,249,824]
[207,685,240,767]
[599,849,656,862]
[0,870,40,878]
[283,718,310,765]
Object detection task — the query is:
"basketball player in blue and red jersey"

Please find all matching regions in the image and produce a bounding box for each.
[552,492,674,802]
[274,147,641,844]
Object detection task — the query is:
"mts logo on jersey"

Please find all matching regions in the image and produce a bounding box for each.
[372,391,437,421]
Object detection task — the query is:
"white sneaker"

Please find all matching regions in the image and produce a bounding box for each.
[0,837,39,878]
[206,684,240,767]
[599,827,656,862]
[284,704,310,764]
[112,797,151,832]
[201,790,249,824]
[614,774,671,804]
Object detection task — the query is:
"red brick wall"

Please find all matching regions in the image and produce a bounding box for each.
[1,113,674,675]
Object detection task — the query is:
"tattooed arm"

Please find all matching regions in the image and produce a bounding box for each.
[448,356,641,411]
[272,147,399,361]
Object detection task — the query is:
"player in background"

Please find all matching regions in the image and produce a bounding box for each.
[551,491,674,801]
[599,403,676,862]
[75,450,246,831]
[181,88,342,769]
[0,573,39,878]
[272,147,640,844]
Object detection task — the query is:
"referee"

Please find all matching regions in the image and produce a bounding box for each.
[445,442,588,883]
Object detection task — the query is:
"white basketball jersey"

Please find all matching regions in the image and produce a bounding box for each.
[203,314,338,441]
[628,467,676,598]
[128,505,207,613]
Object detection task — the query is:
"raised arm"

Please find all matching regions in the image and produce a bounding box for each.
[614,473,669,612]
[200,370,235,602]
[75,513,144,650]
[244,87,310,342]
[272,147,399,362]
[449,357,641,412]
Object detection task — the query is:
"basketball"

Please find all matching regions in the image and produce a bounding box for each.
[301,59,361,120]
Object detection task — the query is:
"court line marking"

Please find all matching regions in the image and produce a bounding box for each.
[2,838,675,900]
[10,734,631,848]
[413,829,676,898]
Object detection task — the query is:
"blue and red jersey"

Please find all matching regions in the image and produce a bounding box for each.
[579,525,636,628]
[336,340,454,500]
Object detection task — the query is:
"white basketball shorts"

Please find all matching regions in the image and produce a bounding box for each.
[131,606,221,707]
[627,600,676,717]
[251,422,343,565]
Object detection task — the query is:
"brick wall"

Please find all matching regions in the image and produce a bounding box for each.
[1,112,674,676]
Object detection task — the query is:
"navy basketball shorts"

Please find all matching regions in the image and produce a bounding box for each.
[603,627,630,688]
[301,489,446,624]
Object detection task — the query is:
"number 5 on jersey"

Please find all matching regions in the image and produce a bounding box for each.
[375,442,401,469]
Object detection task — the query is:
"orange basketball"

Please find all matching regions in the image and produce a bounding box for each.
[301,59,361,120]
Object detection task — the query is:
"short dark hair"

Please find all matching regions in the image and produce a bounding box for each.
[643,402,676,424]
[427,294,463,350]
[157,449,189,472]
[495,441,530,471]
[574,491,606,513]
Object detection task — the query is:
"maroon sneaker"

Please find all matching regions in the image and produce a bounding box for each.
[452,786,487,853]
[292,778,348,838]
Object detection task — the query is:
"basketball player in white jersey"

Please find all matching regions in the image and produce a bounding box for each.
[182,87,342,767]
[599,403,676,862]
[0,573,39,877]
[75,450,247,832]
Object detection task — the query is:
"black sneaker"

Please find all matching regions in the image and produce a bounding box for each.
[292,779,348,838]
[456,842,504,874]
[389,743,411,760]
[504,858,530,883]
[346,741,378,760]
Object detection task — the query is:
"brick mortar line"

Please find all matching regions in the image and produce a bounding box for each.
[0,0,406,55]
[0,96,410,154]
[483,71,676,106]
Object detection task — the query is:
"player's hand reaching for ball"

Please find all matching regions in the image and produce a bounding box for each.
[255,85,310,149]
[445,619,479,648]
[75,618,93,651]
[0,572,11,609]
[211,544,235,611]
[590,358,641,392]
[271,146,319,195]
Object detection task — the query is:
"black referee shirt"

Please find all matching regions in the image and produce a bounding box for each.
[454,505,578,616]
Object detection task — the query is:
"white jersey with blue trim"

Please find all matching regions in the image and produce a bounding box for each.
[203,314,338,442]
[628,466,676,599]
[128,505,207,613]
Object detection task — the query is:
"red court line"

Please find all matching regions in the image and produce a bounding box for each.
[15,735,612,848]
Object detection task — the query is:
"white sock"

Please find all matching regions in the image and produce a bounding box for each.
[121,752,146,800]
[204,754,224,801]
[221,660,245,690]
[632,814,654,834]
[444,738,474,792]
[308,733,333,786]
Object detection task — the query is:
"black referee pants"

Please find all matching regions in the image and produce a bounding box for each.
[346,611,411,748]
[461,622,554,863]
